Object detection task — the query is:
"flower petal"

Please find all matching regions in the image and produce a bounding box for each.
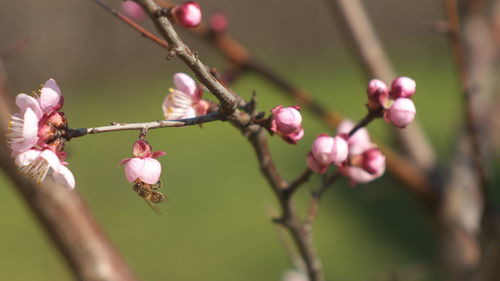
[9,108,40,152]
[53,165,76,189]
[124,158,145,183]
[15,149,41,167]
[39,149,62,170]
[40,79,63,113]
[173,72,197,96]
[15,93,43,119]
[138,158,162,184]
[162,90,195,120]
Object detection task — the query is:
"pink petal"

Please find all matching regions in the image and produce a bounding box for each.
[53,165,76,189]
[15,93,43,119]
[337,119,372,155]
[151,151,167,159]
[15,149,41,167]
[124,158,145,182]
[173,73,197,96]
[138,158,162,184]
[39,149,62,170]
[10,108,40,152]
[40,79,63,113]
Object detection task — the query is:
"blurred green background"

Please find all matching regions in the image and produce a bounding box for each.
[0,0,490,280]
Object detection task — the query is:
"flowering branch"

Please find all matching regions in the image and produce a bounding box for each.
[66,111,222,138]
[325,0,436,174]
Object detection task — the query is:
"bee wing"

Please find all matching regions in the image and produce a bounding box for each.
[144,199,162,215]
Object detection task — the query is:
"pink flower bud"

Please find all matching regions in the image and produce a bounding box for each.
[385,98,416,128]
[271,105,303,136]
[307,152,328,174]
[132,139,152,158]
[337,119,373,156]
[367,79,389,109]
[341,166,385,186]
[311,134,348,165]
[173,2,202,28]
[120,1,146,21]
[390,77,416,99]
[209,13,228,33]
[361,148,385,174]
[282,128,304,144]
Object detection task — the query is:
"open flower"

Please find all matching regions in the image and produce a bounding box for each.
[162,73,209,120]
[8,79,74,188]
[15,148,75,189]
[120,140,166,185]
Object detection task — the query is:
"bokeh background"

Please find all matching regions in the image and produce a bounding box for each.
[0,0,483,280]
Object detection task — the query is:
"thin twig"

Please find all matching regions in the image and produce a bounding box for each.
[307,171,341,225]
[66,111,223,138]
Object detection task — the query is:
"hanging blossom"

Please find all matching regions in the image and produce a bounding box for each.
[120,140,166,185]
[336,120,386,186]
[7,79,75,189]
[162,72,210,120]
[270,105,304,144]
[367,76,417,128]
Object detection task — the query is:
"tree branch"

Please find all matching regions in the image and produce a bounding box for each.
[66,111,223,138]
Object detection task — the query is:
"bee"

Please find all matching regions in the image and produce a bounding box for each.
[133,180,166,215]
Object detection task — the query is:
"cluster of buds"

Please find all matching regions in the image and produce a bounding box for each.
[120,139,165,185]
[162,72,210,120]
[270,105,304,144]
[367,77,417,128]
[7,79,75,189]
[337,120,386,185]
[306,120,386,185]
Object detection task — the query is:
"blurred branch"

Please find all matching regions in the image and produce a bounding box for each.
[324,0,437,174]
[66,111,223,138]
[0,54,139,281]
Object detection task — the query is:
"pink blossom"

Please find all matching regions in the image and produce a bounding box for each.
[15,148,75,189]
[337,119,373,156]
[390,76,416,99]
[385,98,416,128]
[120,140,166,185]
[306,152,328,174]
[367,79,389,109]
[210,13,228,33]
[163,73,208,120]
[270,105,304,144]
[8,79,75,188]
[361,148,386,175]
[311,134,348,166]
[173,2,202,28]
[120,1,146,21]
[341,165,385,186]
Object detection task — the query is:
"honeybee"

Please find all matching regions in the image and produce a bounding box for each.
[133,180,166,214]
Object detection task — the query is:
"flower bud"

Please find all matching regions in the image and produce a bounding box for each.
[367,79,389,109]
[311,134,334,165]
[271,105,303,135]
[385,98,416,128]
[209,13,228,33]
[120,1,146,21]
[132,139,152,158]
[173,1,202,28]
[307,152,328,174]
[337,119,372,155]
[361,148,385,174]
[390,77,416,99]
[330,135,349,164]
